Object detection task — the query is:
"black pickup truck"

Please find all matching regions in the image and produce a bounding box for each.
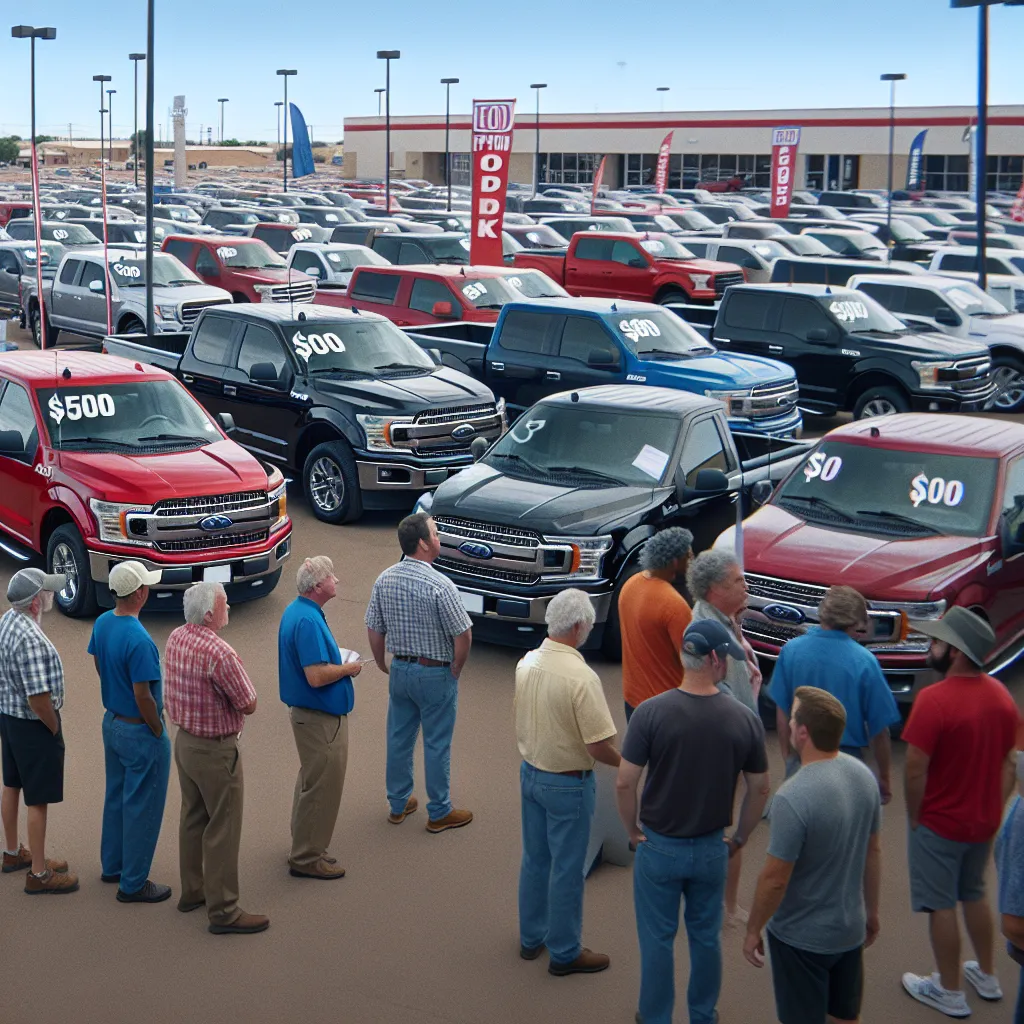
[414,384,809,655]
[103,304,504,524]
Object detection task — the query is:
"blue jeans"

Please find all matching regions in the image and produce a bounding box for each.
[101,711,171,893]
[633,827,728,1024]
[518,762,596,964]
[386,660,458,822]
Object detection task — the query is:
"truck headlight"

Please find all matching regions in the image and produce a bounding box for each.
[869,598,947,620]
[356,413,415,451]
[89,498,153,546]
[704,388,746,415]
[154,304,178,321]
[542,534,613,581]
[911,359,956,389]
[269,480,288,529]
[413,492,434,515]
[252,283,273,296]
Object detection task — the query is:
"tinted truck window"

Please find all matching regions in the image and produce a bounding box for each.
[192,315,236,365]
[350,271,400,304]
[499,310,559,354]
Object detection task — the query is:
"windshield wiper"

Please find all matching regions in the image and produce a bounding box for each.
[854,509,940,535]
[137,433,210,445]
[373,362,429,371]
[309,367,373,378]
[544,465,625,485]
[57,436,138,450]
[778,494,854,522]
[636,348,693,361]
[487,451,542,475]
[472,302,505,310]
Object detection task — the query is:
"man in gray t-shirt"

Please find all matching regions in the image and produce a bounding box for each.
[744,686,882,1024]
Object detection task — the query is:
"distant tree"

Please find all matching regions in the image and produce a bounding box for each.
[33,134,55,143]
[276,145,292,161]
[313,154,326,164]
[310,140,327,149]
[0,137,21,163]
[222,138,242,147]
[129,130,149,156]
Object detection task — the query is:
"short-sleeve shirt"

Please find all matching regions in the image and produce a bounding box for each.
[619,573,692,709]
[767,754,882,954]
[278,596,352,716]
[0,609,64,719]
[768,628,900,748]
[997,794,1024,919]
[902,673,1019,844]
[365,558,471,662]
[691,600,756,713]
[514,638,616,772]
[621,688,768,838]
[88,611,162,717]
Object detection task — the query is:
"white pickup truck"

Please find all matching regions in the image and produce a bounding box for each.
[285,242,391,291]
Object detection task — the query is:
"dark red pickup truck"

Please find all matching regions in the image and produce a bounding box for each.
[512,231,744,305]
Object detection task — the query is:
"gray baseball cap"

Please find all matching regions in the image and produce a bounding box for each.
[7,567,67,605]
[909,605,995,668]
[683,618,745,660]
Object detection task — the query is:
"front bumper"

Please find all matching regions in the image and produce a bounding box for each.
[910,385,997,413]
[727,407,803,439]
[356,456,472,492]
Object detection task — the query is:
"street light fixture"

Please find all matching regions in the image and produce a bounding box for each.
[530,83,547,197]
[106,89,116,171]
[276,69,297,192]
[129,53,145,187]
[274,101,284,155]
[374,87,386,117]
[377,51,400,213]
[657,85,670,112]
[93,74,113,334]
[880,73,907,261]
[11,25,56,349]
[218,98,229,144]
[441,77,459,211]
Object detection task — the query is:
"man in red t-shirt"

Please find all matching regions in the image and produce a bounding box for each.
[901,607,1020,1018]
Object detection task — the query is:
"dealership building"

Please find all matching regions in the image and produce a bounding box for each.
[342,104,1024,192]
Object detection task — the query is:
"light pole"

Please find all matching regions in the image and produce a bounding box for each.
[375,87,385,116]
[218,97,228,144]
[377,51,400,212]
[657,85,670,112]
[129,53,145,187]
[276,69,297,192]
[144,0,155,340]
[93,73,113,335]
[530,83,547,196]
[275,101,283,157]
[11,25,56,349]
[441,77,459,210]
[106,89,116,170]
[880,73,907,259]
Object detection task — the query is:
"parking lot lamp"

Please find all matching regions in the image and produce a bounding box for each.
[276,70,297,192]
[93,74,113,335]
[129,53,145,187]
[375,87,385,117]
[530,83,546,197]
[880,73,907,260]
[377,51,401,212]
[441,77,459,210]
[657,85,670,112]
[274,101,283,155]
[218,97,228,144]
[106,89,116,170]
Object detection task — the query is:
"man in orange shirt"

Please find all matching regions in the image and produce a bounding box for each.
[618,527,694,722]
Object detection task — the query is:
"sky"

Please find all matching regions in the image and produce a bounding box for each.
[3,0,1023,144]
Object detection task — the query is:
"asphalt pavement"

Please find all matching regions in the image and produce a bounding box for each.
[2,323,1022,1024]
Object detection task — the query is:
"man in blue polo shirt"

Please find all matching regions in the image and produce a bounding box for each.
[769,585,900,803]
[279,555,362,880]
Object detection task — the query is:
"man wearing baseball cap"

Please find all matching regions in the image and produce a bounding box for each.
[88,560,172,904]
[617,618,770,1024]
[0,568,78,895]
[901,606,1021,1017]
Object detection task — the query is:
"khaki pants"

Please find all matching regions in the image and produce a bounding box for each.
[174,729,244,925]
[289,707,348,870]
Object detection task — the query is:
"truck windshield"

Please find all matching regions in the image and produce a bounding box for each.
[285,319,435,375]
[456,276,520,309]
[37,381,219,452]
[638,236,697,259]
[817,292,907,334]
[940,281,1006,315]
[423,236,473,263]
[43,224,99,245]
[485,403,680,488]
[608,310,715,358]
[776,441,998,537]
[662,211,717,231]
[776,235,832,256]
[323,248,388,271]
[502,270,568,299]
[23,242,64,267]
[214,242,286,269]
[108,254,201,288]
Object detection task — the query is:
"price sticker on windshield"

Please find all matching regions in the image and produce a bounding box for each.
[632,444,669,480]
[111,263,141,279]
[619,318,661,344]
[290,329,346,362]
[216,246,237,261]
[803,451,843,483]
[909,472,964,508]
[829,300,869,323]
[462,282,488,301]
[48,393,116,425]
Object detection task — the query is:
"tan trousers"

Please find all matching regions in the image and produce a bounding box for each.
[174,728,244,925]
[289,707,348,870]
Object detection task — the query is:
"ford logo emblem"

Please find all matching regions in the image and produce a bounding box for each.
[763,602,805,625]
[199,514,234,533]
[459,541,493,560]
[451,423,476,441]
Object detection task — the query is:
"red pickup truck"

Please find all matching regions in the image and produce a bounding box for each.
[513,231,744,305]
[0,350,291,616]
[161,235,316,304]
[317,264,568,325]
[720,413,1024,704]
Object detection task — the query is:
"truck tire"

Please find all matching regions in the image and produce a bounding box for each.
[231,293,250,303]
[30,306,59,349]
[990,355,1024,412]
[852,386,909,420]
[657,288,688,306]
[119,315,144,334]
[302,440,363,524]
[46,524,99,618]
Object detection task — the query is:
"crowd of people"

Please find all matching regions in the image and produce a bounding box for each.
[0,515,1022,1023]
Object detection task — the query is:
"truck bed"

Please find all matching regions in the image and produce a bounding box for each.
[102,331,188,372]
[403,322,496,377]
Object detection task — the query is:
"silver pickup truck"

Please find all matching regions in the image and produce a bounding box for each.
[26,247,232,347]
[0,240,65,325]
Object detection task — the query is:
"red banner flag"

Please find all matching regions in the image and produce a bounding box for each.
[769,126,801,219]
[1011,179,1024,223]
[591,155,607,214]
[654,131,673,194]
[470,99,516,266]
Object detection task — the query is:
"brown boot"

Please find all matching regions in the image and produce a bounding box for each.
[388,796,419,824]
[426,808,473,834]
[3,846,68,874]
[548,948,610,976]
[24,868,79,895]
[209,911,270,935]
[289,858,346,880]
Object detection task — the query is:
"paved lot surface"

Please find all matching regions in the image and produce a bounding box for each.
[2,323,1022,1024]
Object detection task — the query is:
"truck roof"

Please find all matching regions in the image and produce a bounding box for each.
[505,296,665,316]
[826,413,1024,458]
[0,350,172,386]
[200,302,389,327]
[542,383,720,416]
[720,282,857,298]
[847,273,969,290]
[359,264,523,279]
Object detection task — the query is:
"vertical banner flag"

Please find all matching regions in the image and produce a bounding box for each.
[654,132,673,194]
[289,103,316,179]
[591,155,607,214]
[906,130,928,190]
[1011,179,1024,224]
[769,126,801,219]
[470,99,516,266]
[967,125,978,199]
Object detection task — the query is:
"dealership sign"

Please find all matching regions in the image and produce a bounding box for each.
[654,132,674,195]
[769,126,801,219]
[470,99,517,266]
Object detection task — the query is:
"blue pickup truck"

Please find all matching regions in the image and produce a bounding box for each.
[406,298,803,437]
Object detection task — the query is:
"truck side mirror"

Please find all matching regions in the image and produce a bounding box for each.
[304,265,322,279]
[1000,510,1024,557]
[248,362,284,386]
[470,436,490,462]
[588,348,618,367]
[934,306,961,327]
[692,468,730,494]
[806,328,830,343]
[751,479,775,507]
[427,347,443,365]
[88,279,104,293]
[215,412,235,433]
[0,430,25,454]
[432,300,455,319]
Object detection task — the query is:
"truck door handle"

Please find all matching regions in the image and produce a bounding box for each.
[546,371,561,381]
[491,362,505,372]
[182,373,194,383]
[223,384,237,396]
[768,345,784,353]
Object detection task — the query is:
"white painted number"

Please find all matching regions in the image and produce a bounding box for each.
[803,451,843,483]
[47,392,115,424]
[510,419,546,444]
[619,318,661,344]
[290,329,345,362]
[506,276,522,288]
[909,472,964,509]
[829,300,869,323]
[216,246,237,261]
[462,282,488,301]
[53,229,69,241]
[112,263,142,278]
[291,228,313,241]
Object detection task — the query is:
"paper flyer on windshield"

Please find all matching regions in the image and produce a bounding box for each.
[470,99,516,266]
[769,126,801,219]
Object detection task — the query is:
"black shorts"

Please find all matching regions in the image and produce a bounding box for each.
[768,931,863,1024]
[0,713,65,806]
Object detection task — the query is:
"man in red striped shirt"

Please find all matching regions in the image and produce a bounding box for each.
[165,582,268,935]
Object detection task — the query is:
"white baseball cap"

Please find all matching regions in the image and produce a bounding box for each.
[108,561,162,598]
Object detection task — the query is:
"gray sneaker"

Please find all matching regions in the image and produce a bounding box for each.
[963,961,1002,1001]
[116,880,172,904]
[902,973,971,1018]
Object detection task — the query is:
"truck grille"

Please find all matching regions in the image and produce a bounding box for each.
[267,281,316,304]
[158,530,269,553]
[128,490,275,554]
[714,272,745,296]
[742,381,800,420]
[745,573,827,606]
[414,403,498,426]
[154,490,267,516]
[434,516,540,548]
[741,617,802,646]
[435,556,538,586]
[179,298,230,327]
[391,404,503,453]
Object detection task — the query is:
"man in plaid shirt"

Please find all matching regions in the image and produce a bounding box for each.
[165,582,268,935]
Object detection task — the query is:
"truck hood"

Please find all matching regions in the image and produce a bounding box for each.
[637,351,791,389]
[308,366,492,415]
[431,462,665,534]
[57,439,270,503]
[145,283,232,304]
[736,503,993,600]
[655,257,738,276]
[851,327,989,359]
[226,267,307,286]
[967,311,1024,343]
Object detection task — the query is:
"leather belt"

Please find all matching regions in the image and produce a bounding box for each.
[393,655,450,667]
[113,714,144,724]
[555,770,591,779]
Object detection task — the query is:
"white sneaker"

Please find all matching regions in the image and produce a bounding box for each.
[963,960,1002,1000]
[902,973,972,1018]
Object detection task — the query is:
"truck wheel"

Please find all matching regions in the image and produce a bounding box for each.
[119,315,144,334]
[231,293,250,303]
[30,307,59,349]
[657,289,688,306]
[852,386,909,420]
[303,440,363,524]
[46,524,99,618]
[990,356,1024,412]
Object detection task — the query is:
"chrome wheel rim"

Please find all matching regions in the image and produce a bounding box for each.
[309,457,344,512]
[860,398,898,418]
[52,542,79,604]
[990,366,1024,410]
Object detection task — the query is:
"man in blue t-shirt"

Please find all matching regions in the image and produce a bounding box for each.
[769,586,900,804]
[88,561,171,904]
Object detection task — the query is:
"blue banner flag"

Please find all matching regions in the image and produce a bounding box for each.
[289,103,316,180]
[906,130,927,190]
